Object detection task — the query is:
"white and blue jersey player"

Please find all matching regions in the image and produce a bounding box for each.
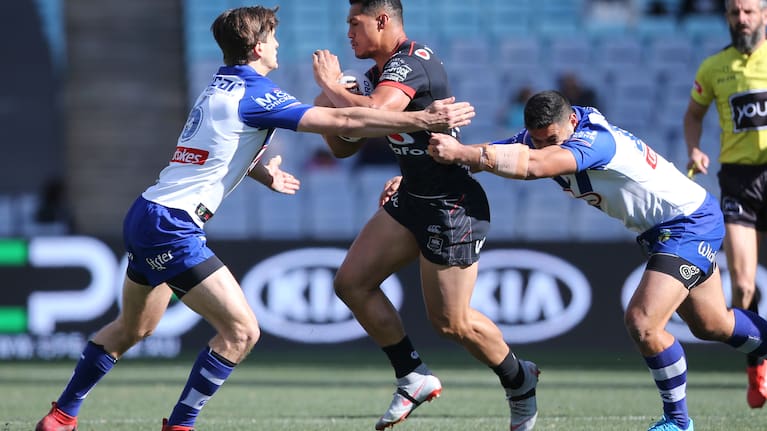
[34,6,476,431]
[427,90,767,431]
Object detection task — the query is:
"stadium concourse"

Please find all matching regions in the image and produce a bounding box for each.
[8,0,727,241]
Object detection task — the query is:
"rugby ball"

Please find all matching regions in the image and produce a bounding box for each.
[339,69,373,96]
[338,69,374,142]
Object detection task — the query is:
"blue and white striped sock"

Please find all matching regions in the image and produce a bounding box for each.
[727,308,767,357]
[57,341,116,417]
[167,347,235,427]
[644,339,689,430]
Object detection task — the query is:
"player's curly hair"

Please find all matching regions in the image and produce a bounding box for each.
[211,6,279,66]
[523,91,572,131]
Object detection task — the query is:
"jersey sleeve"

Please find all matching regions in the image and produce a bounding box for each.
[691,59,714,107]
[240,78,313,130]
[561,129,615,171]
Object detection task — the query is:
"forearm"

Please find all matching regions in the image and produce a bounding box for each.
[477,144,530,179]
[334,107,427,137]
[247,164,272,187]
[683,113,703,156]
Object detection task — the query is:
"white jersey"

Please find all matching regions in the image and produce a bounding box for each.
[142,65,312,226]
[495,107,708,233]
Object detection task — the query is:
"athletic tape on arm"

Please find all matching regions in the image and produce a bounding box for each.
[478,144,529,179]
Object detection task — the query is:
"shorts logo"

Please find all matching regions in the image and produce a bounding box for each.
[427,225,442,234]
[390,192,399,208]
[657,229,672,243]
[427,236,443,254]
[679,264,700,280]
[697,241,717,263]
[474,238,486,254]
[146,250,174,271]
[722,197,742,216]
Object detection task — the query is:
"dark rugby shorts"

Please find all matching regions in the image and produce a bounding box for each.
[718,163,767,231]
[383,186,490,267]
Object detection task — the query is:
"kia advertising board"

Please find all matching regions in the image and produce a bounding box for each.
[1,236,764,360]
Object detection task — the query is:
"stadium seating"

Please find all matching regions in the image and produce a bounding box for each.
[14,0,732,241]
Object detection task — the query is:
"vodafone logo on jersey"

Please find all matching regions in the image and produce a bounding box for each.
[171,146,209,165]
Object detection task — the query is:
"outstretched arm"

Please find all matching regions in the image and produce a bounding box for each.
[296,97,474,138]
[428,133,577,179]
[247,155,301,194]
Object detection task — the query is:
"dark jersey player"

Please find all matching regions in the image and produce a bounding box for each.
[312,1,540,430]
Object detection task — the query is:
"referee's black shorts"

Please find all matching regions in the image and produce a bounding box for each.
[718,163,767,231]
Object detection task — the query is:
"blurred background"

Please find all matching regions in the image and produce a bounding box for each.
[0,0,746,359]
[0,0,728,242]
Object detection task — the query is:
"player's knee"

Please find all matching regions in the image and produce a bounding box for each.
[624,309,656,344]
[223,321,261,353]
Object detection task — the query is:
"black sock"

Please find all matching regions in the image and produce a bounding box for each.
[491,351,523,389]
[382,336,423,378]
[748,298,763,367]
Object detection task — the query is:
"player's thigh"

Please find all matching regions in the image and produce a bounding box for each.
[337,208,419,287]
[626,270,689,330]
[420,257,477,322]
[677,267,733,336]
[724,222,759,282]
[180,266,257,333]
[119,277,173,332]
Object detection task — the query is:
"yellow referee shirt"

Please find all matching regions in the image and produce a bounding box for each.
[692,42,767,165]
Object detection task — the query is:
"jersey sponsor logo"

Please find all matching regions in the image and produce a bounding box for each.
[240,248,404,343]
[381,58,413,83]
[171,146,209,165]
[730,90,767,132]
[387,132,428,156]
[251,88,297,111]
[180,106,203,142]
[473,249,591,343]
[210,75,244,92]
[644,144,658,169]
[414,48,431,61]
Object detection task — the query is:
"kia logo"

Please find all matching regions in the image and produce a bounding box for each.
[241,248,404,343]
[473,250,592,343]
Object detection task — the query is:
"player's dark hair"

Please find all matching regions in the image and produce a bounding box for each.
[211,6,279,66]
[524,90,573,130]
[349,0,403,22]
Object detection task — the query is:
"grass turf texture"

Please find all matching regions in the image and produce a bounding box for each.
[2,347,766,430]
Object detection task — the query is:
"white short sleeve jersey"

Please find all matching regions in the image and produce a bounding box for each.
[142,65,312,226]
[494,107,708,233]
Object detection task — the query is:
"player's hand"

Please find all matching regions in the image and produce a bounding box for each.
[379,175,402,207]
[428,133,465,164]
[687,147,710,176]
[423,97,475,131]
[312,49,343,90]
[264,155,301,194]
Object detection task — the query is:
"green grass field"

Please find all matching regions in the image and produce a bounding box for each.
[2,348,766,430]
